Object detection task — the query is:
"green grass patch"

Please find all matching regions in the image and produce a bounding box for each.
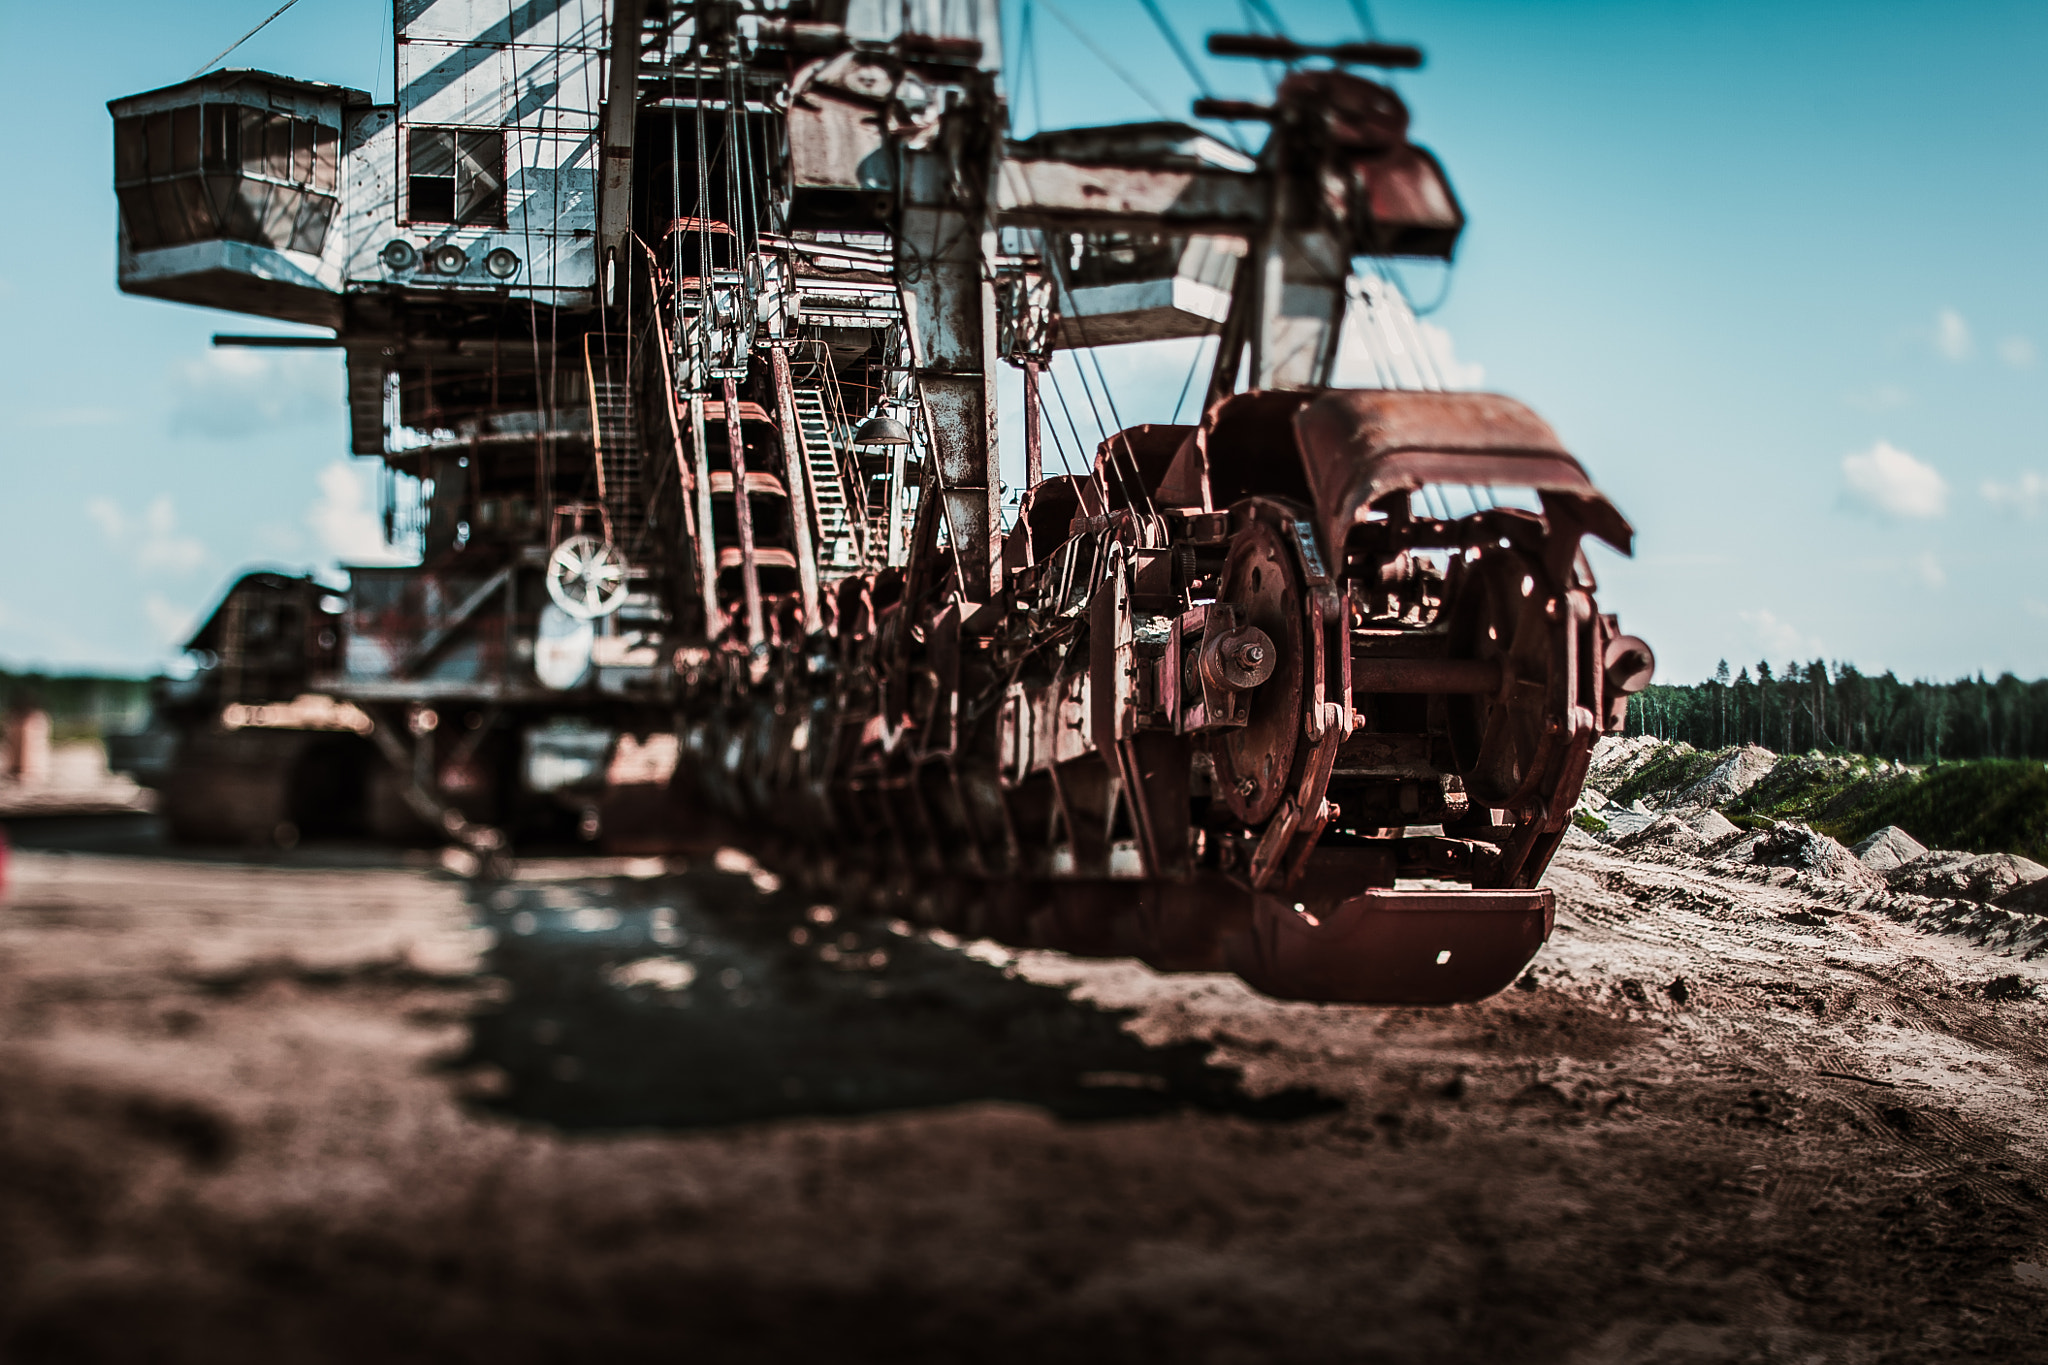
[1731,751,1915,836]
[1572,811,1609,835]
[1838,760,2048,863]
[1609,744,1716,806]
[1606,738,2048,861]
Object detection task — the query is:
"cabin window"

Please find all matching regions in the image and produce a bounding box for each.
[405,127,505,227]
[113,102,339,255]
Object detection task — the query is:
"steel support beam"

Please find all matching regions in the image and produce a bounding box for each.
[1021,360,1043,488]
[769,346,825,628]
[1246,225,1351,391]
[721,378,766,648]
[597,0,647,305]
[899,149,1001,602]
[687,394,721,631]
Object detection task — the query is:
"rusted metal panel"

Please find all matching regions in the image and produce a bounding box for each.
[1234,888,1554,1004]
[785,53,897,226]
[994,158,1265,233]
[1289,389,1636,560]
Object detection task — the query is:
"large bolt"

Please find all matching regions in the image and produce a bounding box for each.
[1201,625,1279,692]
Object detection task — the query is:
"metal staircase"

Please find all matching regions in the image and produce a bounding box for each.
[583,341,644,547]
[789,386,862,574]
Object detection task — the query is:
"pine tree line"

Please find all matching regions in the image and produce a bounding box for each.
[1623,662,2048,763]
[0,671,152,738]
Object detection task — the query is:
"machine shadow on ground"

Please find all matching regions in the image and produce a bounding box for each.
[457,872,1342,1130]
[2,813,414,866]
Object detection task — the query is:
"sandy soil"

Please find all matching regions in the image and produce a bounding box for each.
[1,821,2044,1363]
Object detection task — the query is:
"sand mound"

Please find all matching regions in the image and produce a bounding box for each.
[1686,808,1741,843]
[1615,814,1706,855]
[1675,744,1778,806]
[1750,823,1882,887]
[1586,735,1678,792]
[1992,877,2048,916]
[1890,851,2047,903]
[1851,825,1927,874]
[1597,800,1660,840]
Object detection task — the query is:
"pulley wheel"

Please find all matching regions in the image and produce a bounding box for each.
[1211,515,1310,826]
[546,534,630,620]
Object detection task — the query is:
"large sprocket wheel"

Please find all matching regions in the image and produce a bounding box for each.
[546,534,629,620]
[1212,514,1311,826]
[1445,546,1553,806]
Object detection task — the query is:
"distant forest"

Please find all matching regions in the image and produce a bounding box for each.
[0,670,151,739]
[1624,663,2048,763]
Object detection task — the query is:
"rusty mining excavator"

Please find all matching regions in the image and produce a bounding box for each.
[109,2,1650,1003]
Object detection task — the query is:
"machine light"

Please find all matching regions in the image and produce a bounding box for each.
[380,240,417,271]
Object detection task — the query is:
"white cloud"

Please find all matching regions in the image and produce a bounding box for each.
[87,494,208,577]
[1981,471,2046,516]
[1329,280,1484,390]
[1934,307,1973,362]
[1416,320,1485,389]
[1909,551,1945,589]
[1998,335,2036,370]
[137,496,208,574]
[1840,440,1948,520]
[307,460,414,566]
[169,347,337,440]
[1739,608,1819,657]
[85,497,123,540]
[254,521,305,557]
[143,593,197,646]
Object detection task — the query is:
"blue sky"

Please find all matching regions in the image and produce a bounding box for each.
[2,0,2043,684]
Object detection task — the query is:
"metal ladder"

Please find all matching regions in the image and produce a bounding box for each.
[789,387,861,573]
[584,343,643,547]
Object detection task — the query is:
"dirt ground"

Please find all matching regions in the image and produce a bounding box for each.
[2,817,2045,1363]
